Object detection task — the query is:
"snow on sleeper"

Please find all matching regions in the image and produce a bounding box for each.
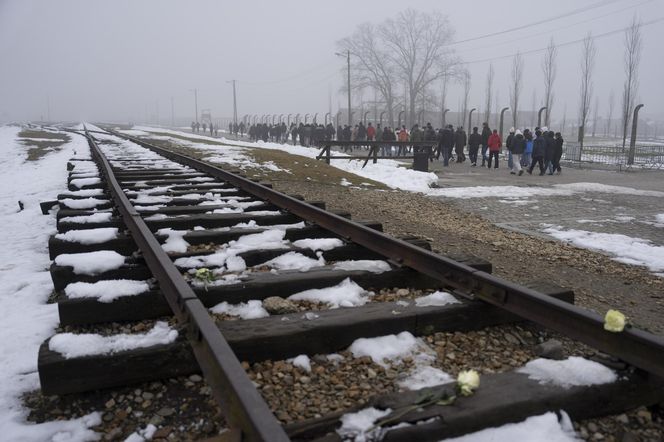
[54,250,126,275]
[49,321,178,358]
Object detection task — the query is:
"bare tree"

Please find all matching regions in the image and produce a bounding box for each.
[484,63,494,126]
[606,90,615,137]
[461,70,471,129]
[380,9,461,126]
[621,15,643,149]
[509,51,524,129]
[337,25,397,126]
[578,32,596,149]
[541,37,557,127]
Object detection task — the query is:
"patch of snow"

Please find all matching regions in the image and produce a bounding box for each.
[293,237,344,251]
[54,250,126,275]
[288,278,370,308]
[61,188,104,197]
[541,225,664,273]
[441,411,578,442]
[333,260,391,273]
[158,228,190,253]
[340,178,352,187]
[210,300,269,319]
[144,213,168,221]
[415,291,460,307]
[60,212,113,224]
[55,227,118,244]
[259,251,325,272]
[517,356,617,388]
[348,331,430,368]
[133,194,172,204]
[65,280,150,303]
[134,204,165,212]
[225,255,247,272]
[69,177,101,188]
[498,199,533,205]
[60,197,108,209]
[49,321,178,358]
[124,424,157,442]
[288,354,312,372]
[337,407,392,442]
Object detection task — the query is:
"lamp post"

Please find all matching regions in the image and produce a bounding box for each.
[628,104,644,165]
[499,107,510,139]
[442,109,450,127]
[398,110,405,128]
[380,111,386,126]
[226,80,238,125]
[336,111,342,127]
[324,112,331,125]
[537,107,548,128]
[363,110,370,124]
[335,50,351,127]
[313,113,318,124]
[468,108,476,131]
[287,114,292,126]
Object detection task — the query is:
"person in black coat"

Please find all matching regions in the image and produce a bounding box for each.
[440,124,454,166]
[553,132,564,174]
[510,130,525,175]
[544,131,556,175]
[455,126,467,163]
[468,127,482,166]
[528,130,546,175]
[480,122,492,167]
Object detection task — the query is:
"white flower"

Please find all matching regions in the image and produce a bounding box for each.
[604,309,626,333]
[457,369,480,396]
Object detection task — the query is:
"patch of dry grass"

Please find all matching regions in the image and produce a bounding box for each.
[18,129,69,161]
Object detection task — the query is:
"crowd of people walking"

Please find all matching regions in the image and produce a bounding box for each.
[191,119,565,177]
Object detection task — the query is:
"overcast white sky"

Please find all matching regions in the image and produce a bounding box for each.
[1,0,663,126]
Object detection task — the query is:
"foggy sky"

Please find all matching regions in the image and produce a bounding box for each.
[1,0,663,126]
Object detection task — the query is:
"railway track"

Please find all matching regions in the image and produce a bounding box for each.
[35,126,664,441]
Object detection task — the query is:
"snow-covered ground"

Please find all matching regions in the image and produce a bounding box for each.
[0,125,101,440]
[541,224,664,277]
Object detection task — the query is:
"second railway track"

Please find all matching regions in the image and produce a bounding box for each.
[34,126,664,441]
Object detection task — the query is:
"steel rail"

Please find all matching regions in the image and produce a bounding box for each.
[85,129,289,442]
[105,128,664,379]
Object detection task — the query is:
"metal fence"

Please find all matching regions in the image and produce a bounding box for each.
[562,142,664,171]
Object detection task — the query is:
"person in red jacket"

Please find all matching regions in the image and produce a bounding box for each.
[487,129,502,169]
[366,122,376,141]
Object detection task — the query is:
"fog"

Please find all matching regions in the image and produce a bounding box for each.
[1,0,663,128]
